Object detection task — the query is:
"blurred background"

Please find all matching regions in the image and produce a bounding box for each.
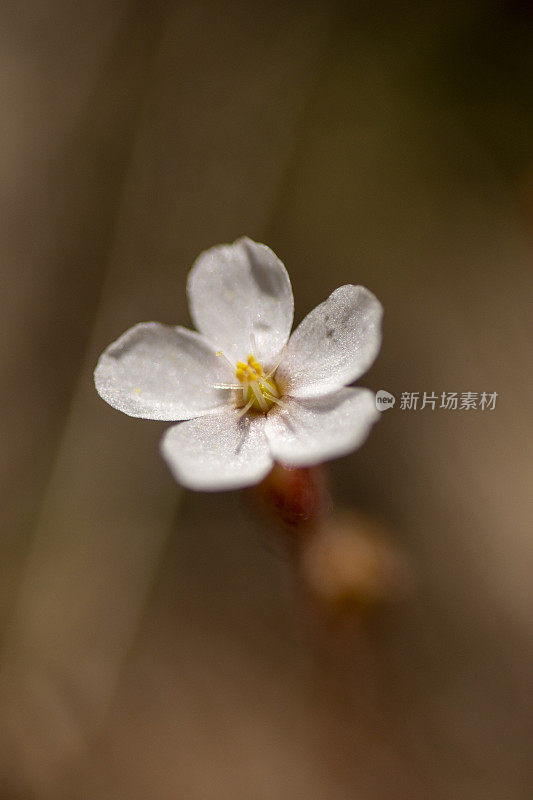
[0,1,532,797]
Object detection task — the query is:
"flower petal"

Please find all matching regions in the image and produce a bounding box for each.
[187,237,294,365]
[161,409,272,491]
[94,322,232,420]
[275,285,382,398]
[265,388,379,467]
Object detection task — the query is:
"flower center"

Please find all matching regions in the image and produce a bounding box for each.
[235,354,280,413]
[215,349,285,416]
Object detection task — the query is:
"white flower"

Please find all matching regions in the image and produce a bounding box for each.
[94,238,383,491]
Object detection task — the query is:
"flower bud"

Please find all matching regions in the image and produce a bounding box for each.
[252,463,330,532]
[300,511,411,615]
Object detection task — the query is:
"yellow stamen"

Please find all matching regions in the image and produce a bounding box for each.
[234,353,281,413]
[250,380,268,412]
[258,374,279,397]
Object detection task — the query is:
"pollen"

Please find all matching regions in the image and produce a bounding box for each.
[235,354,263,383]
[235,354,281,413]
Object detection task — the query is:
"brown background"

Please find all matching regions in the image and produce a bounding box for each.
[0,1,532,798]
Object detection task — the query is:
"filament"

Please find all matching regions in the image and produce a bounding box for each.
[216,350,235,371]
[250,381,268,412]
[265,345,287,378]
[236,396,255,418]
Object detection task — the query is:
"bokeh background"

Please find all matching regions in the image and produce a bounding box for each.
[1,1,532,797]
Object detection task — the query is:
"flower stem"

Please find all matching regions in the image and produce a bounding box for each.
[251,463,330,542]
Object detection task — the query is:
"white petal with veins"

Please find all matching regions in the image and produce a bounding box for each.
[161,409,272,491]
[94,322,231,420]
[276,285,382,398]
[187,237,293,365]
[265,388,379,467]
